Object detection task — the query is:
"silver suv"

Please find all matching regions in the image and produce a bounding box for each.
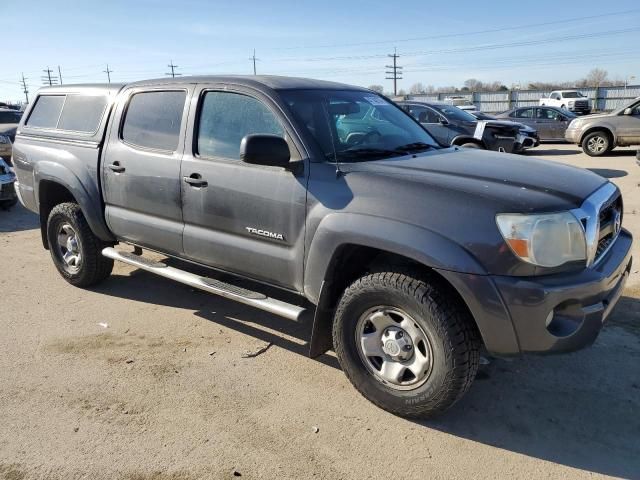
[565,97,640,156]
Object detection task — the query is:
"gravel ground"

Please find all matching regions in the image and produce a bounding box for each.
[1,144,639,480]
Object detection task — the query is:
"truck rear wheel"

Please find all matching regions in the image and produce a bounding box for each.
[332,270,480,418]
[47,202,113,287]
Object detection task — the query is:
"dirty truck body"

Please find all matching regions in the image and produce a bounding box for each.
[13,76,632,418]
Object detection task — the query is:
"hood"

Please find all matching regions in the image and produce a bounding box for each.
[342,147,606,212]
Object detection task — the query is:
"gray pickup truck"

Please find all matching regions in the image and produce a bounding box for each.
[13,76,632,418]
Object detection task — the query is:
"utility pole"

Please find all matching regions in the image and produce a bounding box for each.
[42,66,57,86]
[166,60,181,78]
[103,64,113,83]
[20,73,29,104]
[58,65,63,85]
[249,49,259,75]
[385,48,403,96]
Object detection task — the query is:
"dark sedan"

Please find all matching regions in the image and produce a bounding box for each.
[495,106,577,141]
[399,101,524,153]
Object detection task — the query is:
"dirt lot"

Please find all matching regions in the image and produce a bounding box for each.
[1,144,639,480]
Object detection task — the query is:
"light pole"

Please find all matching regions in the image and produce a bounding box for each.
[624,75,636,98]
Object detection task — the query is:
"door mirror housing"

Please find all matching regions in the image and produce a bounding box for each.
[240,134,290,167]
[624,107,633,115]
[439,117,449,125]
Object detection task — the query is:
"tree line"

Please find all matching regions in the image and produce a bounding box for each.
[368,68,629,96]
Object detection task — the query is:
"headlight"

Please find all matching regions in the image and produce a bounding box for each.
[496,212,586,267]
[0,135,10,144]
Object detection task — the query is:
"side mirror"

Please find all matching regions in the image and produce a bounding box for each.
[624,108,633,115]
[439,117,449,125]
[240,134,290,168]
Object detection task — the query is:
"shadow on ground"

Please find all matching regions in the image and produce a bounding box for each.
[588,168,628,178]
[526,147,581,156]
[0,202,39,232]
[91,262,640,478]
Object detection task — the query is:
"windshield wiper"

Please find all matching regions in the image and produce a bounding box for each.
[394,142,436,153]
[335,148,406,161]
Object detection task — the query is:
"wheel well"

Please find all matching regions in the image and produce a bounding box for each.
[451,137,483,148]
[580,127,613,145]
[317,244,480,337]
[38,181,76,249]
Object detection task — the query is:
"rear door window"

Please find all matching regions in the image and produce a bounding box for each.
[26,95,65,128]
[57,95,108,133]
[122,90,187,151]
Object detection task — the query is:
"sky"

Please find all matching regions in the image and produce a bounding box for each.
[1,0,639,102]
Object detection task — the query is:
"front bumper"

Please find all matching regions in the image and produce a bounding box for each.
[564,126,581,143]
[438,229,632,355]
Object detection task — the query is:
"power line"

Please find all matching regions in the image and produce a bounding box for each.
[41,67,58,86]
[266,8,640,51]
[165,60,181,78]
[385,48,402,96]
[20,73,29,104]
[103,64,113,83]
[249,49,259,75]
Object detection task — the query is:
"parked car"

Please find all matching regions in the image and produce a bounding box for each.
[0,108,23,164]
[565,97,640,156]
[0,157,17,209]
[495,106,576,141]
[539,90,591,115]
[470,111,539,151]
[13,78,632,418]
[399,101,523,152]
[443,96,477,112]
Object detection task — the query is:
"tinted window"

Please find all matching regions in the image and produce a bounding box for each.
[122,91,186,151]
[26,95,65,128]
[538,108,563,120]
[58,95,108,133]
[197,91,284,160]
[514,108,534,118]
[407,105,440,123]
[0,111,22,124]
[431,104,477,122]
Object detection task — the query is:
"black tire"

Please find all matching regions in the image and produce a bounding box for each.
[581,130,612,157]
[0,197,18,210]
[46,202,113,287]
[332,270,480,418]
[460,142,481,149]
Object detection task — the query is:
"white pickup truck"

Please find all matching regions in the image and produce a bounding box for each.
[539,90,591,114]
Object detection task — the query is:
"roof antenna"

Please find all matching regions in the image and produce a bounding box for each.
[321,100,343,177]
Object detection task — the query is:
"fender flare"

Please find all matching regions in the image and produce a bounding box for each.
[34,160,114,242]
[579,124,617,146]
[304,213,487,304]
[450,135,485,148]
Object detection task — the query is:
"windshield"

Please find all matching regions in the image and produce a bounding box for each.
[0,111,22,124]
[430,104,477,122]
[280,89,439,162]
[562,92,584,98]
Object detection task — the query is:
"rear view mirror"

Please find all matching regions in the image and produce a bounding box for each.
[439,117,449,125]
[240,134,290,168]
[624,108,633,115]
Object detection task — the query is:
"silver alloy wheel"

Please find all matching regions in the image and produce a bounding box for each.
[587,135,607,154]
[355,307,433,391]
[56,223,82,273]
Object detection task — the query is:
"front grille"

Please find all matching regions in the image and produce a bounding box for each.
[574,100,589,109]
[594,192,622,263]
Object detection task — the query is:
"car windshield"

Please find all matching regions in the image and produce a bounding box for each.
[0,111,22,123]
[280,89,439,162]
[562,92,584,98]
[430,104,477,122]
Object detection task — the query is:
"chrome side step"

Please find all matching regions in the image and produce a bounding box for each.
[102,247,306,321]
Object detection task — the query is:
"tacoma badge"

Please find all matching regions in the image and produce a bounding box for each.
[245,227,285,241]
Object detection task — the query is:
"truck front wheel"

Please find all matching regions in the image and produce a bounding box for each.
[47,202,113,287]
[332,270,480,418]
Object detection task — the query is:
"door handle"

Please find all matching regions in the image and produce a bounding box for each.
[183,174,208,188]
[108,162,125,173]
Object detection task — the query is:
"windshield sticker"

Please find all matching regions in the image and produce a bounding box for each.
[364,95,389,106]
